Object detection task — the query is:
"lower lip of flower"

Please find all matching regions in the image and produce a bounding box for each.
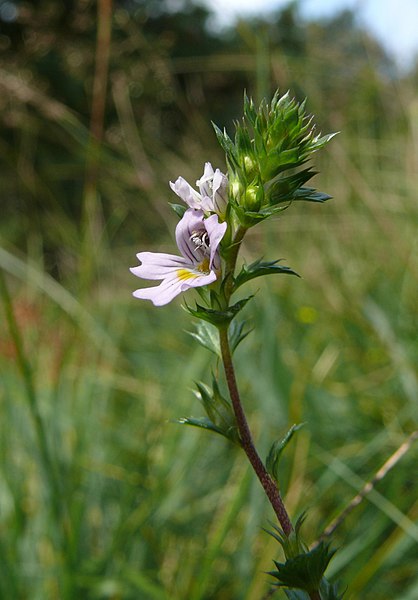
[176,258,210,281]
[176,269,199,281]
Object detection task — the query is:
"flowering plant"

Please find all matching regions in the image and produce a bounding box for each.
[131,91,342,599]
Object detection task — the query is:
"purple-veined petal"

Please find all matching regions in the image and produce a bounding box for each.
[204,213,227,268]
[130,252,190,280]
[170,176,206,210]
[133,268,217,306]
[196,162,215,197]
[212,169,229,213]
[175,209,207,264]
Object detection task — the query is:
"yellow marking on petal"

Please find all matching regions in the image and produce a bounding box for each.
[176,258,211,282]
[176,269,198,281]
[197,257,210,273]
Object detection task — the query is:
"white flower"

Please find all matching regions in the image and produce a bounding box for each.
[130,209,227,306]
[170,162,228,216]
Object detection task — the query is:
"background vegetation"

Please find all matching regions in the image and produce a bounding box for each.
[0,0,417,598]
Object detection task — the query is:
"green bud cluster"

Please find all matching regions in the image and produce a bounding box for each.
[213,91,337,227]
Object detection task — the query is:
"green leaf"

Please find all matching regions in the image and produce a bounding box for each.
[212,122,240,170]
[310,131,340,152]
[284,590,310,599]
[267,168,318,205]
[283,579,346,599]
[269,542,337,593]
[266,424,305,482]
[183,379,240,445]
[319,578,346,600]
[185,296,254,326]
[293,187,332,203]
[188,321,220,356]
[175,417,227,437]
[188,319,251,356]
[229,319,252,353]
[169,203,187,218]
[234,259,300,291]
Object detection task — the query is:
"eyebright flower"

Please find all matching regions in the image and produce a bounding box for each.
[130,209,227,306]
[170,162,228,216]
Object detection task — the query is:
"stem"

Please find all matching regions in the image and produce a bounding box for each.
[218,326,293,536]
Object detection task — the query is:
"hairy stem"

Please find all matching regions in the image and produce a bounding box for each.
[218,326,293,536]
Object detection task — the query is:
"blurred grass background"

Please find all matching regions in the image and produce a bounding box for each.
[0,1,417,598]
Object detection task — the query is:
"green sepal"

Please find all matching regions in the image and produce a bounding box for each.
[234,259,300,292]
[268,541,337,594]
[169,202,187,218]
[185,296,254,326]
[266,423,305,483]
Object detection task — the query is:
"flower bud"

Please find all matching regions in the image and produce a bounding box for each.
[243,184,264,212]
[242,155,257,179]
[230,178,243,201]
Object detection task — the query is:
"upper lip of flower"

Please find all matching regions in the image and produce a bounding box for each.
[130,209,227,306]
[170,162,228,214]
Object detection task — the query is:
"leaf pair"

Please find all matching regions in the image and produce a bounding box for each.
[176,377,240,445]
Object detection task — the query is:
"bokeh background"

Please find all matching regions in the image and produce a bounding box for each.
[0,1,417,598]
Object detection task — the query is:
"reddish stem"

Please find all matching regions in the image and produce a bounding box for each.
[219,326,293,536]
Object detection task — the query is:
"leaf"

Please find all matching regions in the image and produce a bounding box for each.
[269,542,337,593]
[268,168,318,205]
[266,424,305,482]
[229,319,252,353]
[293,187,332,203]
[178,379,240,445]
[188,321,220,356]
[175,417,226,437]
[310,131,340,152]
[169,203,187,218]
[284,590,310,599]
[185,296,254,326]
[319,578,346,600]
[234,259,300,291]
[212,122,240,170]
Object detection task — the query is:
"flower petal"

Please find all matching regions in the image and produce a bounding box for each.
[133,269,216,306]
[175,209,206,263]
[169,176,206,210]
[212,169,229,213]
[196,162,215,197]
[130,252,190,280]
[133,273,188,306]
[204,213,227,268]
